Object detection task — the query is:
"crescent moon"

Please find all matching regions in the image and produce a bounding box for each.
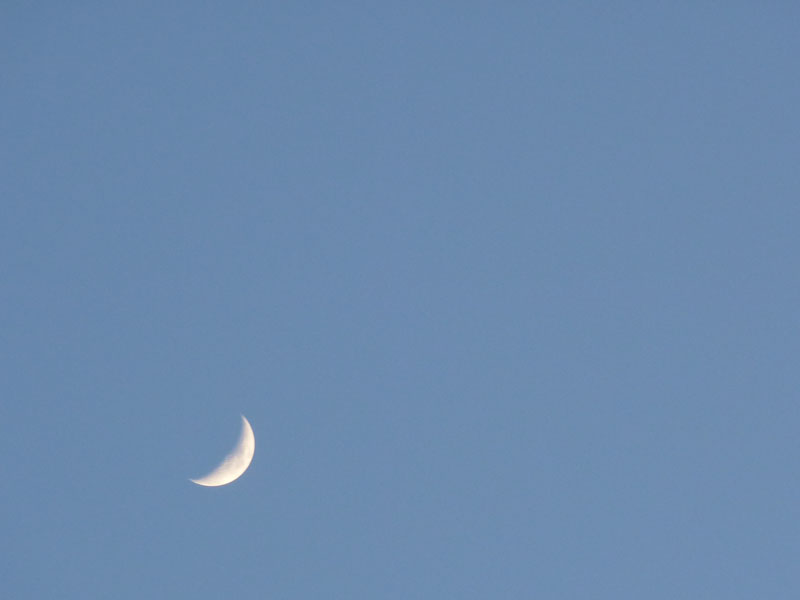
[190,415,255,487]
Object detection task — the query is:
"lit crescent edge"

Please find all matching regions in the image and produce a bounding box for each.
[190,415,255,487]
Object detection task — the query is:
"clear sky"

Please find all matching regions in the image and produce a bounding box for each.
[2,4,799,598]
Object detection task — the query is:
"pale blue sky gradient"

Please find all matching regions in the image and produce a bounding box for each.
[2,4,799,598]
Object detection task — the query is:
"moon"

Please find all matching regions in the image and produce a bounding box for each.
[190,415,255,487]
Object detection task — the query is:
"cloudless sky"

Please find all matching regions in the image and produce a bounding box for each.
[2,3,799,598]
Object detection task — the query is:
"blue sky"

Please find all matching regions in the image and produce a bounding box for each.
[2,4,799,598]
